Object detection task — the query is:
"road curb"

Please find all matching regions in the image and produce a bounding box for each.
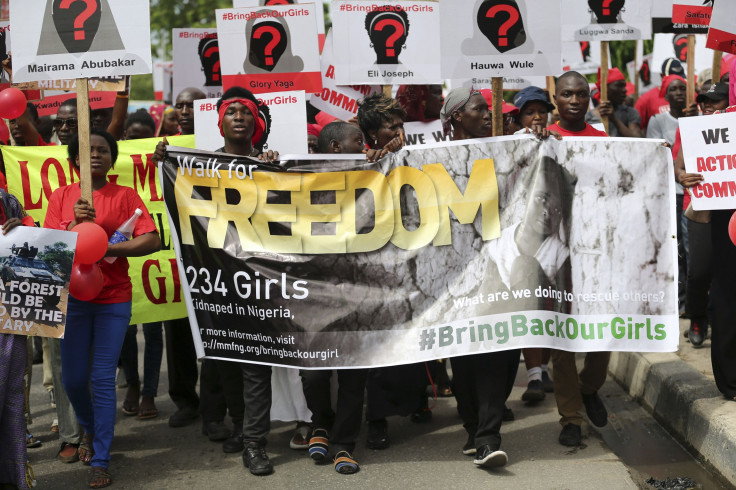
[609,351,736,487]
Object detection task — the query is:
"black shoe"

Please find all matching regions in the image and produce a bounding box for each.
[168,406,199,428]
[521,380,546,402]
[223,433,245,453]
[242,442,273,476]
[558,423,581,446]
[202,421,231,441]
[502,406,514,422]
[541,371,554,393]
[410,409,433,423]
[473,444,507,467]
[462,433,476,456]
[366,419,390,450]
[689,321,706,347]
[582,391,608,427]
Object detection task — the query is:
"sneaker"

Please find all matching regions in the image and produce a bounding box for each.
[242,442,273,476]
[223,432,245,454]
[26,431,41,448]
[49,389,56,409]
[582,391,608,427]
[689,321,706,347]
[473,444,507,467]
[57,441,79,463]
[168,406,199,428]
[541,371,554,393]
[462,433,476,455]
[290,422,311,450]
[366,419,390,450]
[558,423,581,446]
[521,380,546,402]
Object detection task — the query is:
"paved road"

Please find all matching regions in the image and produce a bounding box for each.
[25,346,709,490]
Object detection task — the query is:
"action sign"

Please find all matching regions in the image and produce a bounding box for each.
[233,0,327,50]
[194,91,308,154]
[562,0,652,41]
[215,4,322,94]
[10,0,153,83]
[706,1,736,55]
[680,111,736,211]
[173,29,223,100]
[440,0,562,79]
[672,0,712,26]
[330,1,442,85]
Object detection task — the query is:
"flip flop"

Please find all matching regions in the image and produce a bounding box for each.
[137,407,159,420]
[121,400,139,416]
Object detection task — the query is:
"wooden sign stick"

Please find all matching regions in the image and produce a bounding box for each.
[492,77,503,137]
[712,50,723,83]
[686,35,695,107]
[76,78,92,207]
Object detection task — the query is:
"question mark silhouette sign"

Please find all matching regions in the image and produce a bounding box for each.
[374,19,404,57]
[58,0,97,41]
[254,26,281,66]
[601,0,613,16]
[486,5,519,47]
[204,46,220,82]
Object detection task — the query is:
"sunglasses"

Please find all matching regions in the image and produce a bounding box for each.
[53,117,78,129]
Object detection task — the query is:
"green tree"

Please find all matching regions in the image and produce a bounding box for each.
[37,242,74,280]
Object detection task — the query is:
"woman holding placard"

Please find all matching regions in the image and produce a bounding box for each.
[44,130,161,489]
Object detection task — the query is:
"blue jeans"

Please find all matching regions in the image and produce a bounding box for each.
[60,298,131,469]
[120,322,163,398]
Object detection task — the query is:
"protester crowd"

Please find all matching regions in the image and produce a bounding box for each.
[0,49,735,489]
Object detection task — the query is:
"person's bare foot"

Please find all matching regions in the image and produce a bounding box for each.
[138,395,158,419]
[122,382,140,415]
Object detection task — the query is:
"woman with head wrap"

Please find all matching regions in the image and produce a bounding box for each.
[440,87,492,139]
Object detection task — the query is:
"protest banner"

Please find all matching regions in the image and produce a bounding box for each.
[440,0,562,79]
[330,1,441,85]
[2,135,195,324]
[672,0,712,27]
[194,91,308,154]
[173,29,223,100]
[0,226,75,338]
[562,0,652,41]
[153,61,173,102]
[705,1,736,56]
[309,29,380,121]
[233,0,327,50]
[652,33,711,74]
[160,136,677,368]
[215,4,322,94]
[679,111,736,211]
[651,0,707,34]
[10,0,153,82]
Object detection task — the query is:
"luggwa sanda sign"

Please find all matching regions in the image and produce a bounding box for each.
[161,137,678,369]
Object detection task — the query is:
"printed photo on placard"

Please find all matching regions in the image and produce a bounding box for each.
[562,0,651,41]
[706,1,736,55]
[652,33,712,76]
[233,0,327,50]
[173,29,223,100]
[216,5,322,94]
[309,30,380,121]
[441,0,562,79]
[330,1,441,85]
[10,0,153,82]
[672,0,712,27]
[561,41,608,75]
[194,91,308,154]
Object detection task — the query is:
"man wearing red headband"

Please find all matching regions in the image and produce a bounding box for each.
[586,67,642,137]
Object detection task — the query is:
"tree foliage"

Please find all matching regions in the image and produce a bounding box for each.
[37,242,74,280]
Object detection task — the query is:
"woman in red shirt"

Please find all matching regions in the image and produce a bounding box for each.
[44,129,161,489]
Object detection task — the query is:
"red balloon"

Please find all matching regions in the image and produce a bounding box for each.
[0,88,27,119]
[729,211,736,247]
[69,263,104,301]
[71,222,108,264]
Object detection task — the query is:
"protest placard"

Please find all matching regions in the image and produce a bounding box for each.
[161,136,677,368]
[32,91,117,118]
[173,29,223,101]
[680,111,736,211]
[627,53,660,93]
[215,4,322,94]
[2,135,196,324]
[13,77,126,92]
[440,0,562,79]
[651,0,707,34]
[309,29,380,121]
[233,0,327,50]
[153,61,173,101]
[330,1,441,85]
[672,0,712,27]
[453,74,546,92]
[561,0,652,42]
[652,33,711,75]
[705,1,736,55]
[0,227,75,338]
[403,120,451,146]
[194,91,308,154]
[562,41,608,75]
[10,0,153,82]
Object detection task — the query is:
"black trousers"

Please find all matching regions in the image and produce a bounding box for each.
[241,363,272,445]
[710,210,736,398]
[207,360,246,429]
[366,363,427,421]
[451,349,521,449]
[677,193,687,310]
[164,317,199,410]
[300,369,367,453]
[685,219,712,323]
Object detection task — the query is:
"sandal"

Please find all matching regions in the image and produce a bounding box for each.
[308,428,329,462]
[137,406,159,420]
[88,466,111,489]
[334,450,360,474]
[121,383,140,416]
[78,433,94,465]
